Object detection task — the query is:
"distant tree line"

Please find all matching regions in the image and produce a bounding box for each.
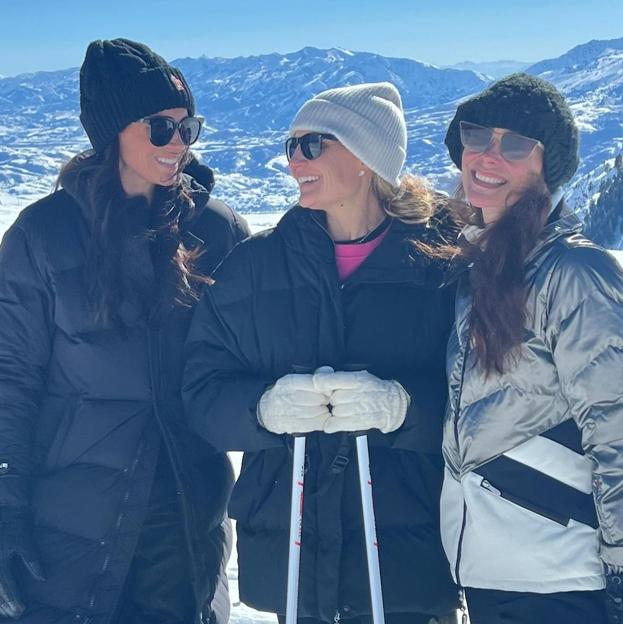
[584,153,623,249]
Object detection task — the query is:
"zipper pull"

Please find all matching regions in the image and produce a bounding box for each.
[480,478,501,496]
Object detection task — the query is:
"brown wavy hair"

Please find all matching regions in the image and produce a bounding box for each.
[458,181,552,375]
[57,142,210,327]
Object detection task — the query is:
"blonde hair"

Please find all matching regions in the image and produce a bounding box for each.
[371,172,435,224]
[371,172,461,259]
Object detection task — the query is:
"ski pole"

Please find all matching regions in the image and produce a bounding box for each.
[355,434,386,624]
[285,434,306,624]
[285,365,334,623]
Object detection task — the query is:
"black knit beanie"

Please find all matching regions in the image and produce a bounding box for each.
[79,38,195,152]
[444,73,579,191]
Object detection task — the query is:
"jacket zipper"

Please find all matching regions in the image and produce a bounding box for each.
[480,477,570,526]
[147,327,204,624]
[454,502,467,587]
[452,301,470,587]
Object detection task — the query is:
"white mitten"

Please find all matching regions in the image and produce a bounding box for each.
[257,373,331,434]
[313,370,410,434]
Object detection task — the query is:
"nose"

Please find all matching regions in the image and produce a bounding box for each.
[288,144,306,164]
[168,129,186,149]
[480,136,504,161]
[288,150,308,178]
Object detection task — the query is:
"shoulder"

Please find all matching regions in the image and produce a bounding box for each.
[12,189,80,232]
[191,194,251,245]
[215,205,304,266]
[544,234,623,320]
[206,222,289,308]
[0,190,83,281]
[5,190,82,255]
[550,234,623,291]
[213,225,281,275]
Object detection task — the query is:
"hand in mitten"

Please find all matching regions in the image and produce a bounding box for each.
[257,373,331,434]
[606,564,623,624]
[313,370,410,434]
[0,507,45,619]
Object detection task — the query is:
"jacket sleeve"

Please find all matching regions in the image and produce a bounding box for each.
[0,223,54,508]
[546,246,623,568]
[183,243,284,453]
[380,282,456,454]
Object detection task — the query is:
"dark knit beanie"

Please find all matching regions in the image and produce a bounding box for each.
[444,73,579,191]
[79,38,195,152]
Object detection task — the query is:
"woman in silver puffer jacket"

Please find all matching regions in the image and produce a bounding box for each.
[440,73,623,624]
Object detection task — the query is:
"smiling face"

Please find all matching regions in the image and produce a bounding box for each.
[288,130,370,213]
[118,107,189,199]
[461,127,545,223]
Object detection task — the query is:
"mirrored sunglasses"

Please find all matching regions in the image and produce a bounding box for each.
[459,121,543,161]
[137,115,204,147]
[285,132,337,161]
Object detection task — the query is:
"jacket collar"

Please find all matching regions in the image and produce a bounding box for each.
[524,201,583,266]
[276,206,448,287]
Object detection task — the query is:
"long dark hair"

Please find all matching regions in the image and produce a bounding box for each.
[459,182,552,375]
[57,142,210,326]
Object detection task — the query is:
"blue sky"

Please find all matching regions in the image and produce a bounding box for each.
[1,0,622,76]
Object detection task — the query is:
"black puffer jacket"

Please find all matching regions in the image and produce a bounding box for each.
[0,163,249,624]
[184,207,459,621]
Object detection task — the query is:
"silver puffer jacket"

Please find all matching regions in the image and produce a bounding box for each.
[441,208,623,593]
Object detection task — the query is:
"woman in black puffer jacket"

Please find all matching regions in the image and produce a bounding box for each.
[184,82,460,624]
[0,38,248,624]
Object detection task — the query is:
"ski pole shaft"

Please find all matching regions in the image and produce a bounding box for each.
[285,435,306,624]
[355,434,385,624]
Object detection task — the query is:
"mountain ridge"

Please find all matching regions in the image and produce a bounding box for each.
[1,39,622,247]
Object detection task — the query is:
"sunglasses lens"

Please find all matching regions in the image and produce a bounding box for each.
[285,134,325,161]
[178,117,202,146]
[460,122,493,153]
[148,117,176,147]
[304,134,323,159]
[501,133,539,160]
[460,121,540,161]
[285,137,297,161]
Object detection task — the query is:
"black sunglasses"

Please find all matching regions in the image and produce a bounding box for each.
[137,115,204,147]
[285,132,337,161]
[459,121,543,162]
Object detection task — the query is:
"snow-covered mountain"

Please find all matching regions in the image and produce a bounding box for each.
[0,47,489,224]
[444,60,529,78]
[1,40,622,247]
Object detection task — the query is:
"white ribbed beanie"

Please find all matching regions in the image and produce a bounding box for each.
[289,82,407,187]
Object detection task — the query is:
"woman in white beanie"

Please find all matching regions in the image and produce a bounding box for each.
[184,82,460,623]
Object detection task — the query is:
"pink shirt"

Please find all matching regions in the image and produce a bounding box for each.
[334,226,390,281]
